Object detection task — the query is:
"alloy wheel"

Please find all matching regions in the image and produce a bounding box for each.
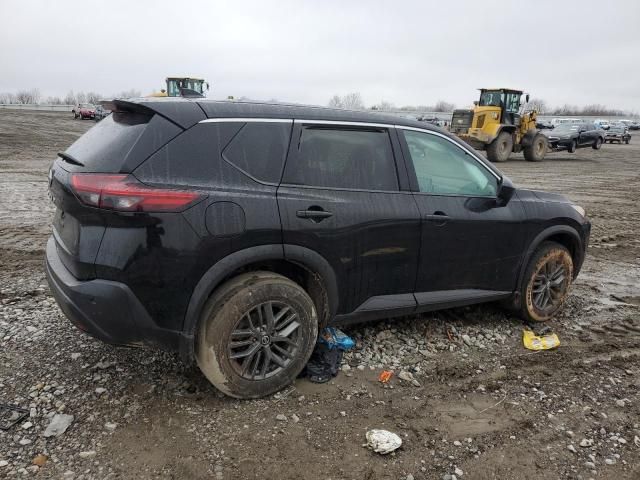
[531,257,569,314]
[228,301,301,380]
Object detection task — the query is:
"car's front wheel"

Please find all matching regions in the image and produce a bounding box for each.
[568,140,577,153]
[196,271,318,399]
[520,242,573,323]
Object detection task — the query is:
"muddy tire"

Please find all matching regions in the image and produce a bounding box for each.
[592,137,603,150]
[568,140,577,153]
[520,242,573,323]
[486,131,513,162]
[523,134,547,162]
[196,271,318,399]
[625,137,630,144]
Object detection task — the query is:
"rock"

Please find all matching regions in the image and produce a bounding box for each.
[21,422,33,430]
[19,438,32,445]
[605,458,615,465]
[566,430,575,438]
[95,387,107,395]
[453,440,462,446]
[365,429,402,454]
[63,471,75,478]
[32,455,47,467]
[104,422,117,431]
[78,450,96,459]
[454,467,464,476]
[398,370,421,387]
[617,437,627,444]
[43,414,74,438]
[275,414,287,422]
[461,334,472,346]
[615,399,625,407]
[585,461,595,469]
[70,353,81,360]
[0,461,8,467]
[580,439,594,447]
[341,364,351,372]
[406,475,414,480]
[291,414,300,423]
[567,444,577,453]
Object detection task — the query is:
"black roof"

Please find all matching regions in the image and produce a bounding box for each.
[116,97,439,132]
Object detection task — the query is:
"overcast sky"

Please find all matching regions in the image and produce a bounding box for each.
[2,0,639,111]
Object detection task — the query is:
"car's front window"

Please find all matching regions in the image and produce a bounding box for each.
[403,130,497,197]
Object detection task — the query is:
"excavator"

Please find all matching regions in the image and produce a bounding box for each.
[148,77,209,98]
[450,88,547,162]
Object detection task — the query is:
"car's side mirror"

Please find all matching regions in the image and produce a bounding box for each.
[496,176,515,206]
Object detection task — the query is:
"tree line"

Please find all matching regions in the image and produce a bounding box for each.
[0,88,142,105]
[328,93,634,117]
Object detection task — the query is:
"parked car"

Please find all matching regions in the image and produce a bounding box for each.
[543,122,604,152]
[94,105,111,121]
[628,121,640,131]
[46,99,590,398]
[536,120,554,129]
[604,124,631,144]
[550,117,581,127]
[594,119,610,130]
[72,103,96,120]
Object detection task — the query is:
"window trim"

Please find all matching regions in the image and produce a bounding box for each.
[280,122,403,193]
[397,127,501,198]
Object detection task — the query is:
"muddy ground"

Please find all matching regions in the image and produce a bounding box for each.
[0,110,638,479]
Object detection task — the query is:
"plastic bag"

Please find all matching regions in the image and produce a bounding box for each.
[318,327,355,351]
[523,329,560,350]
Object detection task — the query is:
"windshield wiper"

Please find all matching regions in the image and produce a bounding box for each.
[57,152,84,166]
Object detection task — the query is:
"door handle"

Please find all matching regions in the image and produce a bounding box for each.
[424,212,451,224]
[296,208,333,222]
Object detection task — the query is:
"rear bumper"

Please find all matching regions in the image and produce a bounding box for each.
[45,236,182,350]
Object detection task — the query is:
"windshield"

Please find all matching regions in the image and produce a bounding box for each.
[554,124,580,132]
[479,90,503,107]
[166,79,204,96]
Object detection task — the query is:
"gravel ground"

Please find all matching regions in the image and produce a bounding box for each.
[0,110,639,479]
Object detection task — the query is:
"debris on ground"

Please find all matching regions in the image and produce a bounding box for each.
[302,327,355,383]
[522,328,560,350]
[398,370,421,387]
[43,414,74,438]
[366,429,403,454]
[378,370,394,383]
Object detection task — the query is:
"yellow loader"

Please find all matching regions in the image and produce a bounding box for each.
[450,88,547,162]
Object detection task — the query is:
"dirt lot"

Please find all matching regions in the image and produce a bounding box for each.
[0,110,638,480]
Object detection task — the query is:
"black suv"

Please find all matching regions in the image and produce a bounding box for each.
[46,99,590,398]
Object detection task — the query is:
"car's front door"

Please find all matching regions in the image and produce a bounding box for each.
[277,121,421,318]
[397,128,528,307]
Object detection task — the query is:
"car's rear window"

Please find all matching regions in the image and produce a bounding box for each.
[64,112,151,171]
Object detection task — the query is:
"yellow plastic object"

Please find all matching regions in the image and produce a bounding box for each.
[522,329,560,351]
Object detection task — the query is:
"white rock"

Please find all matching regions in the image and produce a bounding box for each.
[104,422,117,431]
[275,414,287,422]
[43,414,74,438]
[21,422,33,430]
[453,440,462,447]
[615,399,625,407]
[605,458,615,465]
[454,467,464,476]
[19,438,32,445]
[95,387,107,395]
[585,461,595,469]
[78,451,96,459]
[70,353,81,360]
[0,461,8,467]
[580,439,594,447]
[617,437,627,444]
[366,429,402,454]
[567,444,577,453]
[291,414,300,423]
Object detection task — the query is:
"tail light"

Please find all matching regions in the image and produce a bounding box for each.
[70,174,203,212]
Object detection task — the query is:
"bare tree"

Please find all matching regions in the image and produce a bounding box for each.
[433,100,455,112]
[15,88,41,104]
[341,93,364,110]
[76,91,87,103]
[327,95,343,108]
[113,89,141,99]
[372,100,395,111]
[85,92,103,104]
[64,90,76,105]
[526,98,547,114]
[45,96,63,105]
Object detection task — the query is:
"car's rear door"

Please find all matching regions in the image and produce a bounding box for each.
[277,121,421,318]
[397,127,527,308]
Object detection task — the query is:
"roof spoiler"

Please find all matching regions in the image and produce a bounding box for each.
[99,99,154,116]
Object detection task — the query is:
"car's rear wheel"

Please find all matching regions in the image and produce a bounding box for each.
[592,137,603,150]
[520,242,573,323]
[196,271,318,399]
[486,131,513,162]
[568,140,577,153]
